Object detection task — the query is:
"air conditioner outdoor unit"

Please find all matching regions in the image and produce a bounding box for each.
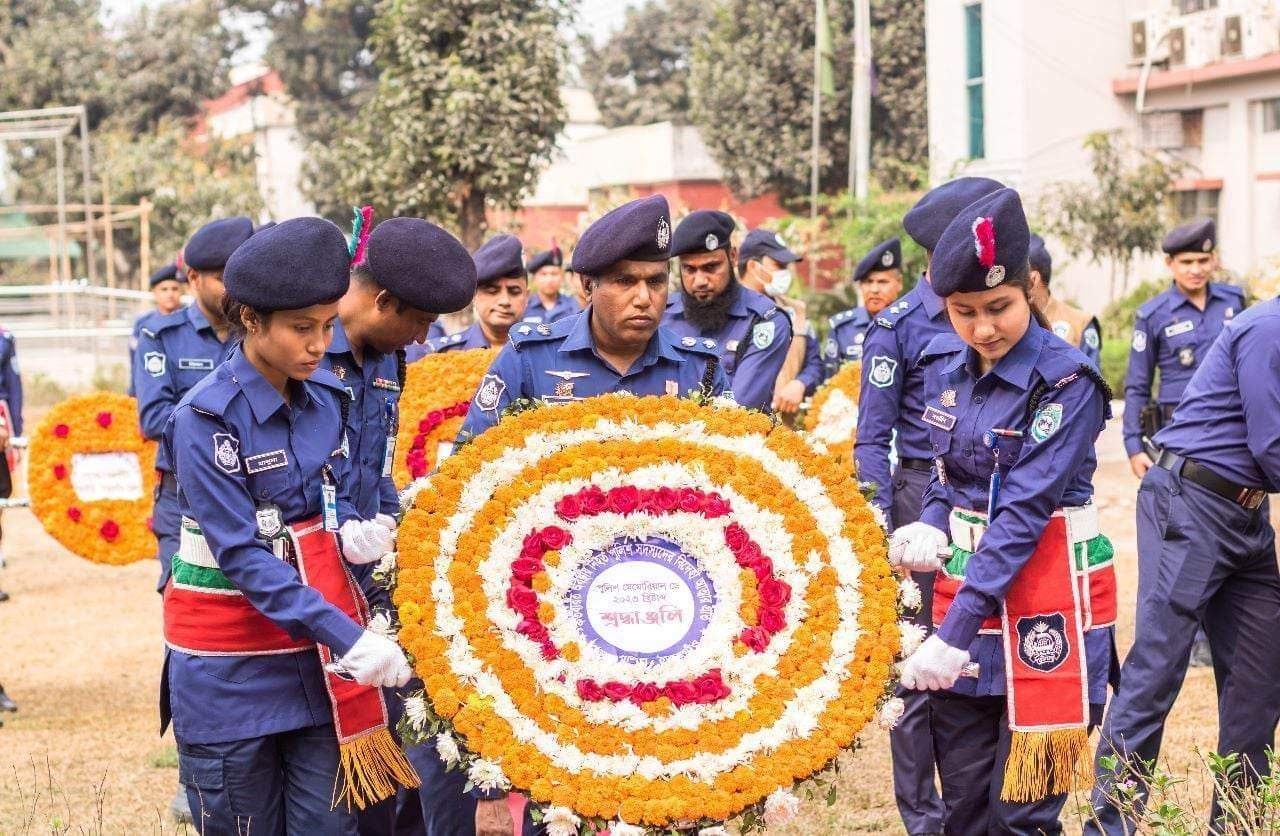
[1219,0,1280,57]
[1168,26,1187,64]
[1184,12,1223,67]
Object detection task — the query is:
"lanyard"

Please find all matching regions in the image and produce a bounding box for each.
[982,428,1024,520]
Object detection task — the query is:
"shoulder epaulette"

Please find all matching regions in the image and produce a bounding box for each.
[510,320,563,349]
[671,333,721,357]
[187,368,237,416]
[1136,292,1171,319]
[829,308,859,329]
[920,331,965,361]
[873,296,918,330]
[309,367,347,395]
[140,326,159,340]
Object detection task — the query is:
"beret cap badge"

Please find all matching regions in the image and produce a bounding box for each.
[656,218,671,249]
[705,233,718,251]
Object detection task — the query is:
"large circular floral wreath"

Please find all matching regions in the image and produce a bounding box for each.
[393,348,497,488]
[803,360,861,470]
[389,394,911,833]
[28,391,157,565]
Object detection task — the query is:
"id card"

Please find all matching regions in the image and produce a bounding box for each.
[322,483,338,532]
[382,436,396,479]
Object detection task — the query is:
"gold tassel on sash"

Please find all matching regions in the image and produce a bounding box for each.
[332,728,422,810]
[1000,727,1094,803]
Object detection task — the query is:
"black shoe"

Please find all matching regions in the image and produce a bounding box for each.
[0,589,9,603]
[171,787,193,824]
[0,688,16,712]
[1189,638,1213,668]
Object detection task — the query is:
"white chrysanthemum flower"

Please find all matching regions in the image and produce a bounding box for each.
[878,696,906,730]
[375,550,397,575]
[899,621,927,656]
[898,576,922,611]
[541,806,581,836]
[367,611,396,640]
[764,788,801,826]
[399,477,431,512]
[466,758,508,793]
[609,822,646,836]
[403,695,428,731]
[870,502,889,532]
[697,827,729,836]
[435,732,461,767]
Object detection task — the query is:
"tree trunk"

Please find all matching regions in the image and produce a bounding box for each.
[458,188,488,251]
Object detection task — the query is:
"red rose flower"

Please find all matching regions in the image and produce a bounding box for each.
[95,411,113,428]
[758,577,792,608]
[654,487,680,512]
[417,418,433,433]
[554,495,582,521]
[511,558,543,583]
[516,617,549,644]
[694,670,731,703]
[576,679,604,701]
[751,556,774,581]
[663,680,698,706]
[540,642,559,661]
[506,584,539,617]
[736,540,762,566]
[412,433,427,449]
[702,493,731,518]
[607,485,640,515]
[67,507,82,522]
[602,681,633,702]
[540,526,572,550]
[100,519,120,541]
[740,626,770,652]
[724,523,749,553]
[759,606,786,633]
[53,464,67,480]
[54,424,70,438]
[581,486,608,515]
[426,410,444,428]
[677,487,703,513]
[629,682,660,704]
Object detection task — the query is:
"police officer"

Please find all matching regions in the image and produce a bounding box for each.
[129,261,185,397]
[1027,234,1101,367]
[136,217,251,592]
[523,245,580,325]
[163,217,415,834]
[824,236,905,377]
[419,234,530,357]
[664,214,791,411]
[1087,295,1280,834]
[1123,217,1244,478]
[0,325,20,603]
[854,176,1002,836]
[896,188,1114,833]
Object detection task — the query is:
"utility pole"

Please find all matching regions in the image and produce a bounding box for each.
[850,0,872,201]
[809,0,822,288]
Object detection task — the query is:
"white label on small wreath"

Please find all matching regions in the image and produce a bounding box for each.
[70,452,144,502]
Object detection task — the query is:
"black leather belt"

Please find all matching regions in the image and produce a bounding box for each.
[898,457,934,472]
[1160,404,1176,423]
[160,471,178,493]
[1156,450,1266,511]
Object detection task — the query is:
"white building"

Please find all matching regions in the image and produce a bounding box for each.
[926,0,1280,309]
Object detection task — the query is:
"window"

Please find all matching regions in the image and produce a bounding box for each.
[1176,188,1220,223]
[965,3,984,159]
[1177,0,1218,13]
[1263,97,1280,133]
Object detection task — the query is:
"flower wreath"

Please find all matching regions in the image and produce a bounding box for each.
[28,391,158,565]
[803,360,861,470]
[393,348,497,489]
[387,394,914,834]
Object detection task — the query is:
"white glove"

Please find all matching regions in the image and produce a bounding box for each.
[330,630,411,688]
[888,522,949,572]
[340,518,395,565]
[899,634,972,691]
[374,513,397,532]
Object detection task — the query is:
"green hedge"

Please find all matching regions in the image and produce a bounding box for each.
[1098,338,1128,400]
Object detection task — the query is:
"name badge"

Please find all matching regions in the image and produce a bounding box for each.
[921,405,957,432]
[322,483,338,532]
[245,449,288,474]
[1164,320,1195,338]
[372,378,400,391]
[177,357,215,370]
[382,436,396,478]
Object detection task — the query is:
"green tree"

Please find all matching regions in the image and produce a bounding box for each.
[577,0,712,128]
[323,0,568,248]
[688,0,925,201]
[1039,131,1183,301]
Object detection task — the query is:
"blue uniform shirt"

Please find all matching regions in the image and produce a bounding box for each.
[135,305,232,470]
[459,311,726,440]
[794,322,826,396]
[0,330,22,436]
[822,306,873,378]
[404,320,451,362]
[1122,281,1246,455]
[662,287,791,411]
[428,322,494,354]
[916,322,1111,701]
[522,293,581,325]
[855,278,951,517]
[163,348,364,744]
[128,308,172,398]
[1155,296,1280,491]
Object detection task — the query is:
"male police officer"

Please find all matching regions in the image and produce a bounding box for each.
[423,235,530,356]
[855,176,1003,836]
[663,215,790,411]
[1123,217,1245,477]
[825,236,905,377]
[129,261,186,396]
[523,245,580,325]
[1088,290,1280,835]
[1027,234,1101,366]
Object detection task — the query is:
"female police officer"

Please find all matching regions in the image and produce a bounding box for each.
[894,189,1115,834]
[162,217,417,834]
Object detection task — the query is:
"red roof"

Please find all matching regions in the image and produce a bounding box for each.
[202,69,286,118]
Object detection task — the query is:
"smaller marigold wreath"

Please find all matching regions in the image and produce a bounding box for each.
[803,360,861,470]
[28,391,157,565]
[393,348,497,488]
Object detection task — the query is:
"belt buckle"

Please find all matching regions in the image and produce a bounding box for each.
[1242,489,1265,511]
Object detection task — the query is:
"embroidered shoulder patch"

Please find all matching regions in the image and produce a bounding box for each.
[1029,402,1064,443]
[751,321,776,350]
[475,374,506,412]
[1131,330,1147,353]
[868,355,898,389]
[144,352,166,377]
[212,433,241,474]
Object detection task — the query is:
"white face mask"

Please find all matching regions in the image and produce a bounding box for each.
[766,268,793,297]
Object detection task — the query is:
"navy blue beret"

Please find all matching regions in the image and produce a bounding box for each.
[223,217,350,312]
[671,210,735,257]
[854,237,901,281]
[185,216,255,271]
[365,218,477,313]
[526,247,563,274]
[149,261,180,287]
[1162,216,1215,255]
[1028,234,1052,284]
[571,194,672,276]
[255,221,277,234]
[930,188,1030,297]
[902,177,1004,252]
[473,234,525,284]
[738,228,801,266]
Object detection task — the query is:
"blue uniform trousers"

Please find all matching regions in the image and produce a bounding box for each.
[891,462,946,835]
[1087,466,1280,833]
[153,474,181,592]
[406,737,543,836]
[177,723,357,835]
[356,688,423,836]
